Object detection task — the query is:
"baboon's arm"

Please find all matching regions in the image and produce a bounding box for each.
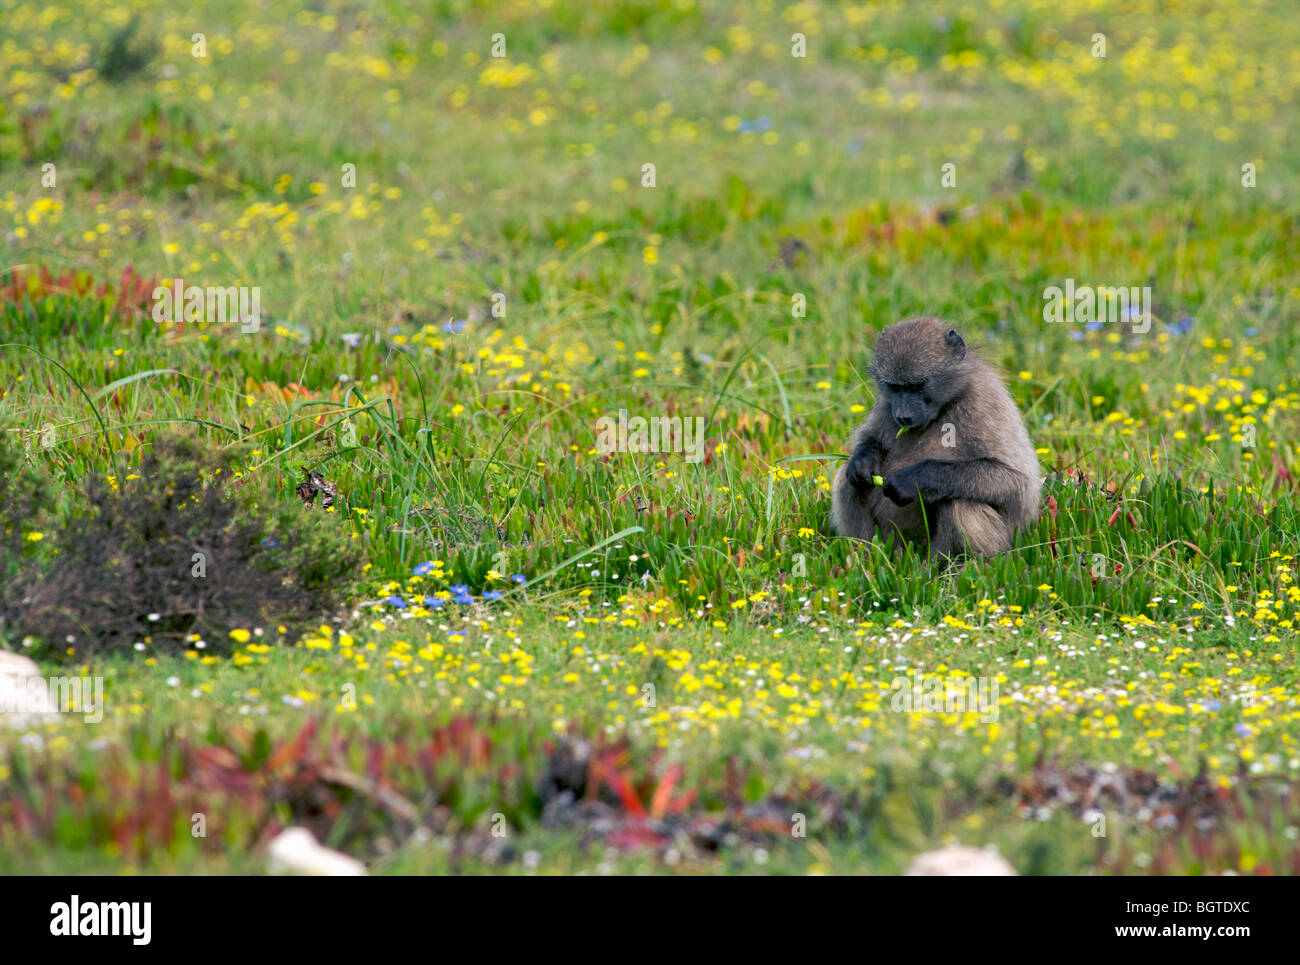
[844,436,885,493]
[842,404,892,493]
[883,458,1028,509]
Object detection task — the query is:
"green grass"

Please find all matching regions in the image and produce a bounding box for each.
[1,0,1298,875]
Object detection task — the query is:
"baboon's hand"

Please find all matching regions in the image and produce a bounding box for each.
[845,445,882,494]
[883,467,923,506]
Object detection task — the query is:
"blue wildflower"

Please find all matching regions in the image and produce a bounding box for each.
[413,561,436,576]
[510,574,526,584]
[483,590,504,601]
[385,595,407,608]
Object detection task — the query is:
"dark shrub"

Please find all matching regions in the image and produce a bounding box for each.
[0,434,364,657]
[98,17,157,84]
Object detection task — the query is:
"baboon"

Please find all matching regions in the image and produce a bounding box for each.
[830,316,1041,558]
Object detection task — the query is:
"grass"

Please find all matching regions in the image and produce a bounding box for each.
[0,0,1298,875]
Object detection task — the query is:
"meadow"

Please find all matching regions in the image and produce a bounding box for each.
[1,0,1298,875]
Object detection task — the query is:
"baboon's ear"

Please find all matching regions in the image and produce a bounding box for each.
[945,328,966,360]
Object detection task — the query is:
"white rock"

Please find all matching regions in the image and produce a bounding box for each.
[904,845,1017,876]
[267,828,366,876]
[0,650,58,728]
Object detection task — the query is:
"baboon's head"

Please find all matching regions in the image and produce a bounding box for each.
[870,316,970,430]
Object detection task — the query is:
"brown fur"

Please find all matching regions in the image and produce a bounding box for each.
[830,316,1041,558]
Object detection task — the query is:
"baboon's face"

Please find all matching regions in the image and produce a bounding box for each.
[870,317,969,431]
[877,378,939,430]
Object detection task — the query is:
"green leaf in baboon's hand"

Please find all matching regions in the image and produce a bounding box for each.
[872,475,884,486]
[896,427,910,439]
